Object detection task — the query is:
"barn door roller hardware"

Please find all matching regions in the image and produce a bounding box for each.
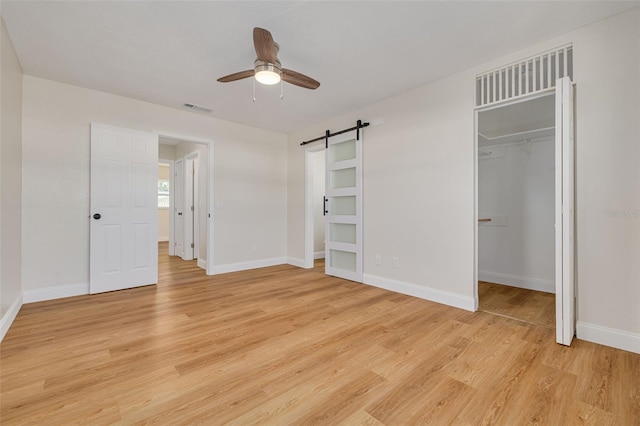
[300,119,369,147]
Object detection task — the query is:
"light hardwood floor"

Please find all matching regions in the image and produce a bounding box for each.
[1,243,638,425]
[478,281,555,328]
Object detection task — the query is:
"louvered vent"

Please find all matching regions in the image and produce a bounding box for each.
[183,103,213,113]
[476,44,573,107]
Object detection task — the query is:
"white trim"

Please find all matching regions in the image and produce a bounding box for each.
[197,258,207,270]
[158,236,169,242]
[0,294,23,342]
[23,283,89,304]
[363,274,475,312]
[478,271,555,294]
[577,322,640,355]
[209,257,286,275]
[314,251,325,259]
[287,257,307,268]
[473,108,479,311]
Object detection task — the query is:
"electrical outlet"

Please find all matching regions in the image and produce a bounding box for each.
[392,257,399,269]
[375,255,382,266]
[251,243,257,252]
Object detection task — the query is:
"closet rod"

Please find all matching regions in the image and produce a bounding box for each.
[300,120,369,146]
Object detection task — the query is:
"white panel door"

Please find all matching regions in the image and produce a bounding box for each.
[325,130,363,282]
[555,77,575,345]
[183,154,197,261]
[90,123,158,294]
[174,158,185,258]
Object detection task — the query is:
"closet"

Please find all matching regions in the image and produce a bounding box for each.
[477,93,556,327]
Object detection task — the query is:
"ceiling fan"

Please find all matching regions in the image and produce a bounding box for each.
[217,27,320,90]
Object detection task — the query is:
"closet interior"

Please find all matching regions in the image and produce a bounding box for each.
[477,93,556,327]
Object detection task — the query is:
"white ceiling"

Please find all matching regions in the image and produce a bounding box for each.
[3,1,637,134]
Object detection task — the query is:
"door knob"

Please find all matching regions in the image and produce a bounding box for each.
[93,213,101,220]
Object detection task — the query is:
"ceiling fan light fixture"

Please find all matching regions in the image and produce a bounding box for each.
[254,60,281,85]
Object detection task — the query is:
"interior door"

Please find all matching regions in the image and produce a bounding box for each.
[183,155,196,261]
[174,158,185,258]
[325,130,363,282]
[555,76,575,345]
[90,123,158,294]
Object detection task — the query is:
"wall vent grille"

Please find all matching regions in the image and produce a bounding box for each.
[476,44,572,107]
[183,103,213,113]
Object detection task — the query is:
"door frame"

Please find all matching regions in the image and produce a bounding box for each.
[304,143,326,268]
[183,150,200,261]
[473,86,575,344]
[155,131,214,275]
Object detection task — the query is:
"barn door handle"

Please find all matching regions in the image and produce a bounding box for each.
[323,197,328,216]
[93,213,101,220]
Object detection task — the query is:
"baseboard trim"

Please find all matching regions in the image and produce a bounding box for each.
[577,321,640,354]
[209,257,286,275]
[0,293,23,342]
[314,251,325,260]
[479,271,555,294]
[286,257,307,268]
[197,258,207,270]
[158,237,169,242]
[363,274,475,312]
[23,283,89,304]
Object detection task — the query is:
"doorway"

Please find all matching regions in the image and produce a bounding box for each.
[476,93,556,327]
[310,149,326,267]
[304,144,325,268]
[474,77,575,346]
[159,135,213,274]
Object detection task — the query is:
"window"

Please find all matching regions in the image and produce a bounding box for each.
[158,180,170,208]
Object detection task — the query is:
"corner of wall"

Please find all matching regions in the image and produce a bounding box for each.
[0,16,24,342]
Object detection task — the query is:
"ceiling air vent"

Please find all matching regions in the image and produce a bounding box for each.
[183,103,213,113]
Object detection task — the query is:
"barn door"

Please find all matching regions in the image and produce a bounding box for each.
[555,77,575,345]
[325,130,363,282]
[90,123,158,294]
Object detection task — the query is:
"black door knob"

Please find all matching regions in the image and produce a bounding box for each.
[93,213,101,220]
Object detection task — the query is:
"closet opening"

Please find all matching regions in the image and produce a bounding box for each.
[476,93,556,328]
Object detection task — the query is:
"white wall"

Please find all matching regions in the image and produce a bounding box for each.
[311,150,325,257]
[21,76,288,300]
[288,70,476,310]
[158,164,170,242]
[287,8,640,352]
[0,17,23,341]
[478,140,555,293]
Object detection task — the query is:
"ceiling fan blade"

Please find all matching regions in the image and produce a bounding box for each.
[253,27,277,63]
[217,70,254,83]
[282,69,320,90]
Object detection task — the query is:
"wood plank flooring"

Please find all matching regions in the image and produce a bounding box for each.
[1,243,638,425]
[478,281,555,328]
